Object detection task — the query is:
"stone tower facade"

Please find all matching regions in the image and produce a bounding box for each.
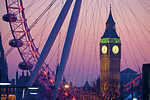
[0,33,8,82]
[100,8,121,92]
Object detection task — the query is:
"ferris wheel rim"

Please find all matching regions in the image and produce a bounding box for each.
[5,0,28,66]
[5,0,35,66]
[4,0,84,98]
[5,0,55,89]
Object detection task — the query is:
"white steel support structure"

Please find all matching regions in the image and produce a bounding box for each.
[52,0,82,99]
[27,0,73,86]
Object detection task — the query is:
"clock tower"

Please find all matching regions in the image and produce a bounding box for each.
[100,8,121,92]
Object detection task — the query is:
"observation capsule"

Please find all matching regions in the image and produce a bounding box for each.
[3,13,17,22]
[18,62,33,70]
[9,39,23,47]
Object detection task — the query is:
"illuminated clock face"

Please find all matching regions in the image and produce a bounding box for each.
[112,45,119,54]
[101,45,107,54]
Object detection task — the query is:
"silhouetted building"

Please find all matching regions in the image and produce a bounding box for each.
[120,68,142,99]
[0,33,8,82]
[120,68,139,84]
[83,81,91,91]
[142,63,150,100]
[16,71,40,100]
[16,71,30,100]
[0,33,16,99]
[100,7,121,94]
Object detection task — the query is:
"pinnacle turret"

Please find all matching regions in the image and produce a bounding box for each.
[106,7,115,26]
[101,7,119,39]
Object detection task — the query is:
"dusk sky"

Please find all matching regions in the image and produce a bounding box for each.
[0,0,150,86]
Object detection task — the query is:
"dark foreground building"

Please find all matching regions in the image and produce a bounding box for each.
[120,68,139,84]
[142,63,150,100]
[0,33,8,82]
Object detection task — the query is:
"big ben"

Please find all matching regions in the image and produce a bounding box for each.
[100,7,121,93]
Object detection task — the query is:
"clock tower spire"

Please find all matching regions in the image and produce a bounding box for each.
[100,7,121,95]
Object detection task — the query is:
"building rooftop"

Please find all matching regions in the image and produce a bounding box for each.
[121,68,137,74]
[83,81,91,88]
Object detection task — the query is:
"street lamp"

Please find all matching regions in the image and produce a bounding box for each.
[64,84,69,89]
[133,98,137,100]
